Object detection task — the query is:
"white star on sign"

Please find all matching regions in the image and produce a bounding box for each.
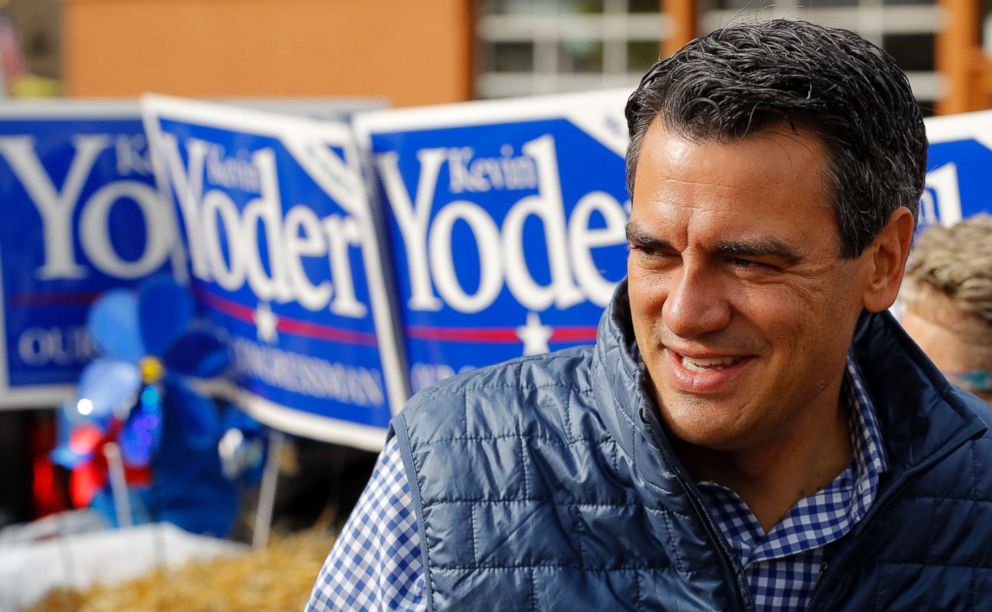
[254,302,279,343]
[516,312,553,356]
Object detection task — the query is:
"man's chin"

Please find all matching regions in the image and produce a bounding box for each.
[655,395,754,451]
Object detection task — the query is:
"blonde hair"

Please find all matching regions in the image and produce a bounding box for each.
[904,214,992,327]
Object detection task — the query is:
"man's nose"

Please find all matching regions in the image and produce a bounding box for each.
[661,261,732,339]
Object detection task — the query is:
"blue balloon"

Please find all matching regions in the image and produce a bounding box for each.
[87,290,145,362]
[162,327,230,378]
[138,276,194,357]
[150,381,237,536]
[76,357,142,420]
[163,379,221,449]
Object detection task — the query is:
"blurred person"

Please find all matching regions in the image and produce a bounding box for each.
[309,20,992,611]
[901,215,992,403]
[0,13,25,96]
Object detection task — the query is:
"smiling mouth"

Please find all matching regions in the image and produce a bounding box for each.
[665,348,754,393]
[680,355,747,372]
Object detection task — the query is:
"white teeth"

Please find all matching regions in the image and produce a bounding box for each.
[681,355,743,372]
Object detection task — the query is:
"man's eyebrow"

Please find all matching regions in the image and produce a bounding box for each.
[626,224,801,264]
[625,223,670,248]
[716,238,801,265]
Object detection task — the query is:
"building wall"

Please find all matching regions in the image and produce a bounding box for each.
[62,0,473,107]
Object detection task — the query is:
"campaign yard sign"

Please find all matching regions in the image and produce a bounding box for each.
[143,96,405,450]
[923,110,992,229]
[354,90,631,394]
[0,102,173,407]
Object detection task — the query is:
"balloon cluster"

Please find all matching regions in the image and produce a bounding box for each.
[52,276,265,536]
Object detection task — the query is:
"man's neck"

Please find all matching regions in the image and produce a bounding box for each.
[675,394,853,534]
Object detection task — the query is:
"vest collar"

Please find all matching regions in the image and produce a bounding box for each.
[850,309,987,481]
[591,280,703,510]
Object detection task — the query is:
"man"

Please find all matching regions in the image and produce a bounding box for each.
[309,20,992,611]
[900,215,992,403]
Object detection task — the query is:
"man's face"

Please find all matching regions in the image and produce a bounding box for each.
[627,120,874,452]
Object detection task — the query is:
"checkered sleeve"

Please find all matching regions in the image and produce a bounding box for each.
[307,437,426,612]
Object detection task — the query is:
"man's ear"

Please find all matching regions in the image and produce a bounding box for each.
[862,206,916,313]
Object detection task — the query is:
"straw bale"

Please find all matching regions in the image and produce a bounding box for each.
[29,529,335,611]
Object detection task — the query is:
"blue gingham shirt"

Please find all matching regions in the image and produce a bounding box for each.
[308,358,886,611]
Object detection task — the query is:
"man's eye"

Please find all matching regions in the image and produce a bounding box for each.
[729,258,773,270]
[630,244,669,258]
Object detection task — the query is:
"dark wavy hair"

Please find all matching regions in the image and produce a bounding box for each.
[625,19,928,258]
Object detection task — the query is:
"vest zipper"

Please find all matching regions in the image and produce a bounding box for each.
[804,420,985,611]
[640,410,752,612]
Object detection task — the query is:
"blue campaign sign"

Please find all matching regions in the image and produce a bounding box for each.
[922,111,992,230]
[0,102,174,407]
[143,96,405,449]
[354,91,630,393]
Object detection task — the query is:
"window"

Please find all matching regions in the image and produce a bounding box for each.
[476,0,666,99]
[477,0,943,106]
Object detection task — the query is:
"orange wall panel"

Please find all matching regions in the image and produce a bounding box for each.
[63,0,472,107]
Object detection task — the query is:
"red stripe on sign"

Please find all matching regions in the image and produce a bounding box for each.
[196,288,378,346]
[405,325,521,343]
[10,291,103,307]
[278,318,379,346]
[550,327,598,342]
[196,289,256,322]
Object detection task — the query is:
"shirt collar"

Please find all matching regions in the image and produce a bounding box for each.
[844,355,888,519]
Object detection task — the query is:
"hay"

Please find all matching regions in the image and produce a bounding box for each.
[29,529,335,611]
